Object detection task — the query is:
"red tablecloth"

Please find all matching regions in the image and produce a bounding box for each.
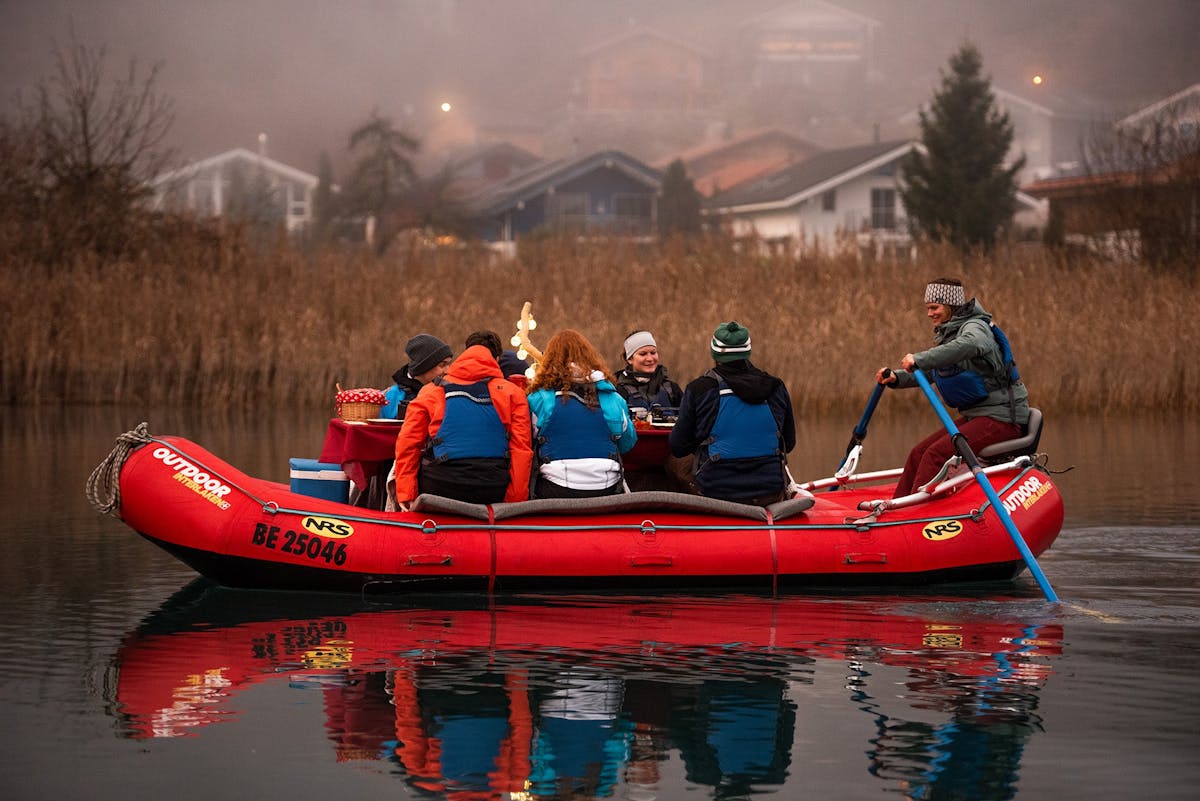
[318,419,402,490]
[623,426,672,472]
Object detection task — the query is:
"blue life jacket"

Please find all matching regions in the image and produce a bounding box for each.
[624,383,675,412]
[698,375,780,464]
[537,390,620,463]
[428,379,508,461]
[933,322,1021,409]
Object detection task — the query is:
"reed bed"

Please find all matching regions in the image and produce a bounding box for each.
[1,232,1192,413]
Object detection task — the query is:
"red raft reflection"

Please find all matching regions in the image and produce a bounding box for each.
[111,582,1063,798]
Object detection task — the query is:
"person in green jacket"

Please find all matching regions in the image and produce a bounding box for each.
[876,277,1030,498]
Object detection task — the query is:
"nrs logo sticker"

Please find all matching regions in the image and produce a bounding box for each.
[301,516,354,538]
[922,519,963,541]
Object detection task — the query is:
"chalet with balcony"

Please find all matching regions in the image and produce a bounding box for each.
[466,150,662,244]
[576,26,707,114]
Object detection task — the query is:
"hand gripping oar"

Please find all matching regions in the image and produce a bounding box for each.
[834,379,887,482]
[911,368,1059,602]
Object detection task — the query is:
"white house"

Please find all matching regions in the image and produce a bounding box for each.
[149,144,319,233]
[898,82,1106,187]
[705,138,914,253]
[1116,82,1200,136]
[705,138,1047,254]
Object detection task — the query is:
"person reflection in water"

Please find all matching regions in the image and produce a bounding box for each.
[853,633,1052,801]
[527,669,633,798]
[672,677,796,799]
[388,666,532,799]
[312,658,799,799]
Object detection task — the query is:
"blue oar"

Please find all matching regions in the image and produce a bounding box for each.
[829,381,887,489]
[838,381,886,470]
[910,369,1059,602]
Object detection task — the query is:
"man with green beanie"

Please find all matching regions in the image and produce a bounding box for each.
[668,321,796,505]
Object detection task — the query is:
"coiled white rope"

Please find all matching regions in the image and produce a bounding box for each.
[85,422,154,516]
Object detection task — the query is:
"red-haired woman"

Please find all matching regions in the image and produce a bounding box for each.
[526,329,638,499]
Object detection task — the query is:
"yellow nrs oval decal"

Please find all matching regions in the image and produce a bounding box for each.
[303,643,354,669]
[921,519,963,541]
[301,516,354,539]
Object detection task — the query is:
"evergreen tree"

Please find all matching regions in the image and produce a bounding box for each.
[901,43,1023,250]
[347,108,419,253]
[657,158,702,238]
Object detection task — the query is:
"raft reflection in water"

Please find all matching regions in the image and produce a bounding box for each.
[110,582,1062,799]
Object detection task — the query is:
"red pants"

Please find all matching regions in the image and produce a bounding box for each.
[893,416,1021,498]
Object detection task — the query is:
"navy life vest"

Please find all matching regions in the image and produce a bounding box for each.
[698,374,781,465]
[623,381,675,413]
[537,389,620,463]
[933,322,1021,409]
[427,379,508,462]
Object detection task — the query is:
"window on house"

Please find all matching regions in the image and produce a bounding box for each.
[614,193,652,219]
[871,188,896,230]
[821,189,836,212]
[547,192,589,219]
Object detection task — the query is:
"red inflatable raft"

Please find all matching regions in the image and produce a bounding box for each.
[87,424,1063,594]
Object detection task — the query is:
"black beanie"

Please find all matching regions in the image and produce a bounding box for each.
[406,333,452,376]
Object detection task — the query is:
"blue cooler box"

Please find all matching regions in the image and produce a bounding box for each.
[289,458,350,503]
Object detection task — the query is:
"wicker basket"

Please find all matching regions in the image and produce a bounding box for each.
[335,385,386,422]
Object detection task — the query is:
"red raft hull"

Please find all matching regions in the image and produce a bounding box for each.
[111,435,1063,593]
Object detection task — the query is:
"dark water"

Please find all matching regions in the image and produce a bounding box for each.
[2,407,1198,801]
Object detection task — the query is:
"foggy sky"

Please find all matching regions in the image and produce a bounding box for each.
[2,0,1198,175]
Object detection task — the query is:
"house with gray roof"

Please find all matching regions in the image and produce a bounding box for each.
[149,144,318,233]
[705,138,914,250]
[707,138,1048,253]
[466,150,662,244]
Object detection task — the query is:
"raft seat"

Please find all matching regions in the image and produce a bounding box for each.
[978,407,1043,463]
[410,490,815,523]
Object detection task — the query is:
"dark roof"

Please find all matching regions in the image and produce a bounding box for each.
[467,150,662,216]
[578,25,704,59]
[741,0,882,31]
[653,126,820,170]
[446,140,541,170]
[706,139,913,210]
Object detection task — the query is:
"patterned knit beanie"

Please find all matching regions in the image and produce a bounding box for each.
[710,321,751,363]
[924,281,966,307]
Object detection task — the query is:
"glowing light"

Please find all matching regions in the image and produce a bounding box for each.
[1032,74,1044,86]
[440,102,452,112]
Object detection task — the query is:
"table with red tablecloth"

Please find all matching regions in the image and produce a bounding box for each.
[622,425,672,472]
[318,418,674,493]
[318,419,403,491]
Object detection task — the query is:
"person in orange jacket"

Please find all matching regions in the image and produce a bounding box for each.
[394,337,533,509]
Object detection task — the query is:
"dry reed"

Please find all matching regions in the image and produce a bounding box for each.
[1,233,1192,413]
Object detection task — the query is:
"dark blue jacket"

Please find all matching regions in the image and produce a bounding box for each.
[669,361,796,502]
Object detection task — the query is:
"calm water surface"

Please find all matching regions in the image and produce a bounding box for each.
[2,407,1197,800]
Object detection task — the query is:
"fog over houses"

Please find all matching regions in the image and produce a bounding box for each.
[4,0,1197,251]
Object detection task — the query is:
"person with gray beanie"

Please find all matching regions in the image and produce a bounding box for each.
[875,277,1029,498]
[614,328,683,416]
[381,333,452,419]
[669,321,796,506]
